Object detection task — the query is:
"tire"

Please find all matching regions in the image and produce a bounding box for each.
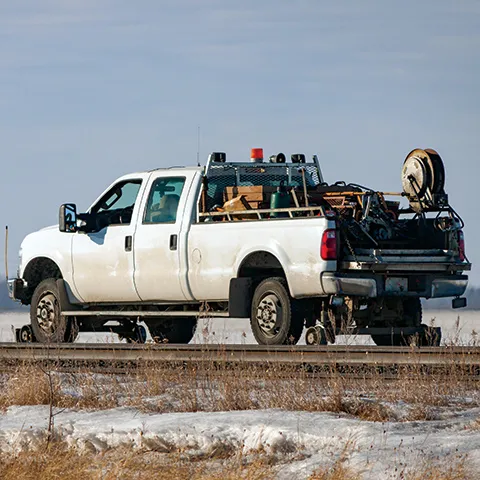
[30,278,77,343]
[19,325,35,343]
[305,326,327,346]
[146,317,197,344]
[250,277,303,345]
[371,298,422,347]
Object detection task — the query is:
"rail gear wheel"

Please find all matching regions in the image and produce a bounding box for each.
[250,277,303,345]
[18,324,35,343]
[370,298,422,347]
[305,325,327,345]
[417,324,442,347]
[30,278,77,343]
[121,324,147,344]
[146,317,197,344]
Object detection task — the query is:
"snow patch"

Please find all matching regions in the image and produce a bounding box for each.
[1,406,480,478]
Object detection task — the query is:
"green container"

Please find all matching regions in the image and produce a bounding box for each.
[270,184,290,218]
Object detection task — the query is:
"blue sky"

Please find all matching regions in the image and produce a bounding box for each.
[1,1,479,281]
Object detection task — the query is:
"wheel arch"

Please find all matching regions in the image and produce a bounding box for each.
[237,250,287,281]
[229,250,290,319]
[23,257,63,304]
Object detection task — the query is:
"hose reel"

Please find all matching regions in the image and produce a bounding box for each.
[401,148,447,212]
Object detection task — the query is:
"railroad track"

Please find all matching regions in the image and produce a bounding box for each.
[0,343,479,375]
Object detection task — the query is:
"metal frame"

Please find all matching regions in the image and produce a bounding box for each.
[199,205,327,222]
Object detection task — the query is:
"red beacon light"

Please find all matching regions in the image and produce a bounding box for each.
[250,148,264,163]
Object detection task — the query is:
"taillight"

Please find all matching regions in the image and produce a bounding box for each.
[321,229,337,260]
[458,230,466,261]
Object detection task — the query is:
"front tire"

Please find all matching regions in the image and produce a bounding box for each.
[250,277,303,345]
[30,279,76,343]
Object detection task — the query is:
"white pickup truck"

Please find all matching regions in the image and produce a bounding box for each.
[8,148,471,346]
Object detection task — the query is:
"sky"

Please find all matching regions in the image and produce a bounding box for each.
[0,1,479,282]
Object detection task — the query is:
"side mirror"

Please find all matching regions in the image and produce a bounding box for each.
[59,204,78,232]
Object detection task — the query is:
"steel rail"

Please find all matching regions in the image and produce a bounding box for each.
[0,343,479,367]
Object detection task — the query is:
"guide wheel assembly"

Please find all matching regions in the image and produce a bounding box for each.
[401,148,447,212]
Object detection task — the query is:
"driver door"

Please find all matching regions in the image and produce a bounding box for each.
[72,175,147,303]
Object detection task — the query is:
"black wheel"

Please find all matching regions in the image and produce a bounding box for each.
[371,332,406,347]
[305,326,327,346]
[371,298,422,347]
[30,279,76,343]
[250,277,303,345]
[146,317,197,344]
[123,324,147,344]
[415,324,442,347]
[19,325,35,343]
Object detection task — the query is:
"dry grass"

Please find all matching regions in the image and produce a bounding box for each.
[0,365,57,407]
[0,442,275,480]
[0,444,474,480]
[402,455,473,480]
[309,464,361,480]
[1,351,478,422]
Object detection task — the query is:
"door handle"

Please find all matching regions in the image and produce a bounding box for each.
[169,234,178,251]
[125,235,132,252]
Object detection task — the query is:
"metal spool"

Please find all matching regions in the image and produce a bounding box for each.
[401,152,429,199]
[424,148,445,194]
[402,148,446,199]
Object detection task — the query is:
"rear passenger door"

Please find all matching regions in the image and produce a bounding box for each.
[133,171,198,302]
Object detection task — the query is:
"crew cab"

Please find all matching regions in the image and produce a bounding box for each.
[8,148,471,346]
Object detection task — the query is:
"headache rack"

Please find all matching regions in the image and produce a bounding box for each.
[202,155,324,212]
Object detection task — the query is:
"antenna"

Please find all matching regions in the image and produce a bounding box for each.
[4,226,8,282]
[196,125,200,166]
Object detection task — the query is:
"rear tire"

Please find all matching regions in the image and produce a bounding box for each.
[146,317,197,344]
[250,277,303,345]
[30,278,77,343]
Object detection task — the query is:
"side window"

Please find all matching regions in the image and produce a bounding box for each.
[91,179,142,226]
[144,177,185,224]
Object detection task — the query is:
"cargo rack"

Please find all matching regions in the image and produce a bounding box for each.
[199,205,327,222]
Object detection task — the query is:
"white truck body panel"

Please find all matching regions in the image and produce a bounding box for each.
[19,226,76,296]
[133,170,199,302]
[71,172,150,303]
[187,217,336,300]
[72,224,140,303]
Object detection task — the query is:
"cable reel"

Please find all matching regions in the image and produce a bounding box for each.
[401,148,447,212]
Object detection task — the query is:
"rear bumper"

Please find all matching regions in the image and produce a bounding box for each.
[321,272,468,298]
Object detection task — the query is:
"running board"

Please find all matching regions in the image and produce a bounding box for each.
[60,310,229,318]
